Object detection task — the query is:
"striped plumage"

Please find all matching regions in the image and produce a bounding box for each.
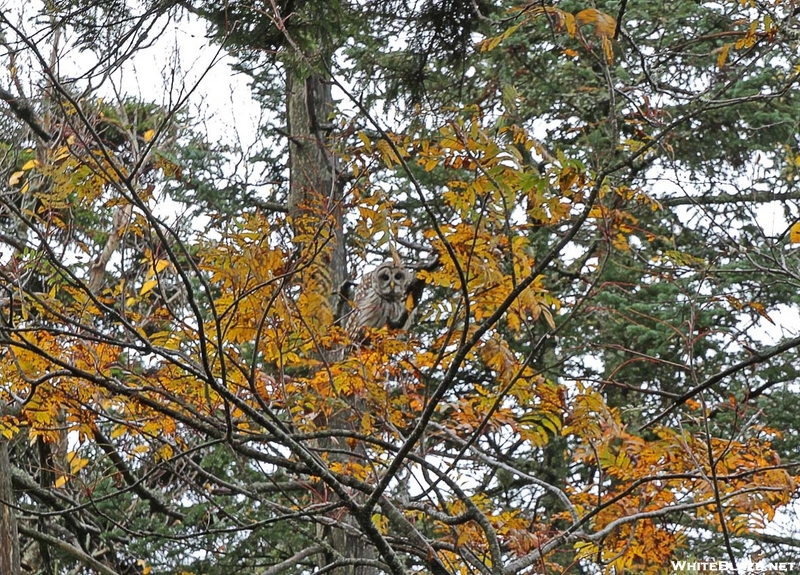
[346,261,410,340]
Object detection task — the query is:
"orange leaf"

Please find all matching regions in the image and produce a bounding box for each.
[748,301,774,324]
[575,8,616,39]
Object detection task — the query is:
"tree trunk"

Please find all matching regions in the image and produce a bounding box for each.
[0,439,20,575]
[287,66,377,575]
[287,69,348,316]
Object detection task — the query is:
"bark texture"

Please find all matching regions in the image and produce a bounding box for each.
[0,439,20,575]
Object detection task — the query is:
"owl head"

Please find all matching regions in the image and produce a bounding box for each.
[372,261,410,302]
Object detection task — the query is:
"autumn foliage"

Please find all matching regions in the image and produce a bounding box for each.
[1,0,800,574]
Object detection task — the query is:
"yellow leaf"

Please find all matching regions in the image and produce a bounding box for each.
[717,43,732,69]
[140,279,158,296]
[541,307,556,330]
[143,419,162,435]
[143,129,156,142]
[482,34,503,52]
[602,36,614,63]
[790,221,800,244]
[157,444,174,461]
[21,159,40,171]
[8,171,24,186]
[69,455,90,474]
[357,131,372,151]
[372,512,389,534]
[53,146,71,162]
[361,412,373,434]
[481,23,520,52]
[54,475,69,488]
[0,416,19,439]
[623,139,645,152]
[154,259,170,273]
[725,295,744,310]
[376,139,400,168]
[563,12,576,37]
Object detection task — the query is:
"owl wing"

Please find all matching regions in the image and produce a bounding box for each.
[349,268,402,337]
[345,271,376,340]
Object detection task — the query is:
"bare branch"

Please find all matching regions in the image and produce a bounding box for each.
[0,85,51,141]
[18,525,121,575]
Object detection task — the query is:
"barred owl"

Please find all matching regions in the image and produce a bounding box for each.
[346,261,411,340]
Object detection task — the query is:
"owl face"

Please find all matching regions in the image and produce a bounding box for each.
[372,262,409,302]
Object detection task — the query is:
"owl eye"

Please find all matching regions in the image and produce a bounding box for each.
[378,272,390,281]
[394,272,405,281]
